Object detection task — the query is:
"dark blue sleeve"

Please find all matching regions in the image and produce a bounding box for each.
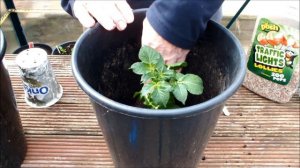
[146,0,224,49]
[61,0,75,16]
[61,0,223,49]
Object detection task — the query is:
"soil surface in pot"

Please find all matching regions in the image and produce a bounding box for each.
[97,41,141,106]
[96,40,226,108]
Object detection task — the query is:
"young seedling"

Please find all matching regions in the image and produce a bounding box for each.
[56,44,74,55]
[130,46,204,109]
[56,45,67,55]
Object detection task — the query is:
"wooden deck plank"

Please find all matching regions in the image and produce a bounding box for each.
[3,54,299,168]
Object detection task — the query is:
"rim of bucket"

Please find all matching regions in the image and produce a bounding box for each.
[72,9,246,118]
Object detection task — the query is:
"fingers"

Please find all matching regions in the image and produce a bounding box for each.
[109,2,133,31]
[115,1,134,23]
[73,1,95,28]
[176,53,188,63]
[84,2,116,30]
[164,52,188,65]
[73,1,134,31]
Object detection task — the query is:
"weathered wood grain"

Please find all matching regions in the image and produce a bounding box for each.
[4,54,299,168]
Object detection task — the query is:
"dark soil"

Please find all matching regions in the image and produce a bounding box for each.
[96,40,227,108]
[97,41,142,106]
[183,41,227,106]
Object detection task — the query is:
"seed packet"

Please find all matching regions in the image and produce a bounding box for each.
[243,17,299,103]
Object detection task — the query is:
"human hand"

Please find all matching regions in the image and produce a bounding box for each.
[141,18,190,65]
[73,0,134,31]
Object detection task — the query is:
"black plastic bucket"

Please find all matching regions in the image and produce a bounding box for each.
[72,9,246,168]
[0,29,27,167]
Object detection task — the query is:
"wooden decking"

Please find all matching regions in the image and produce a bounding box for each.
[4,54,300,168]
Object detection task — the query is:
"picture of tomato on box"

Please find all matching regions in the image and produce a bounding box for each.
[257,31,299,49]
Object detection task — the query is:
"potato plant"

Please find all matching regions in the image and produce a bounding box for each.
[130,46,204,109]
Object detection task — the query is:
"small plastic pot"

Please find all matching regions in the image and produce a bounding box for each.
[13,43,52,54]
[1,29,27,168]
[72,9,246,168]
[52,41,76,55]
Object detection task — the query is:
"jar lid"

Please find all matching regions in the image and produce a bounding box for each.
[16,48,48,69]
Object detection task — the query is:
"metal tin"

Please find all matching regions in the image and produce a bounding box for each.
[16,48,63,108]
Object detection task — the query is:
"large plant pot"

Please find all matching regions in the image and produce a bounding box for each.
[1,29,27,167]
[72,9,246,168]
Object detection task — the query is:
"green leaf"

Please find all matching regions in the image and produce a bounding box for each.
[130,62,149,75]
[151,90,170,108]
[175,73,184,80]
[162,69,175,80]
[150,81,172,107]
[181,74,203,95]
[154,68,175,81]
[168,62,188,70]
[155,55,165,71]
[141,73,152,83]
[139,46,161,64]
[158,81,173,92]
[141,82,155,97]
[172,83,188,104]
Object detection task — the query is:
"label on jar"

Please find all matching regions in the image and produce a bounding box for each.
[247,18,299,85]
[24,84,49,96]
